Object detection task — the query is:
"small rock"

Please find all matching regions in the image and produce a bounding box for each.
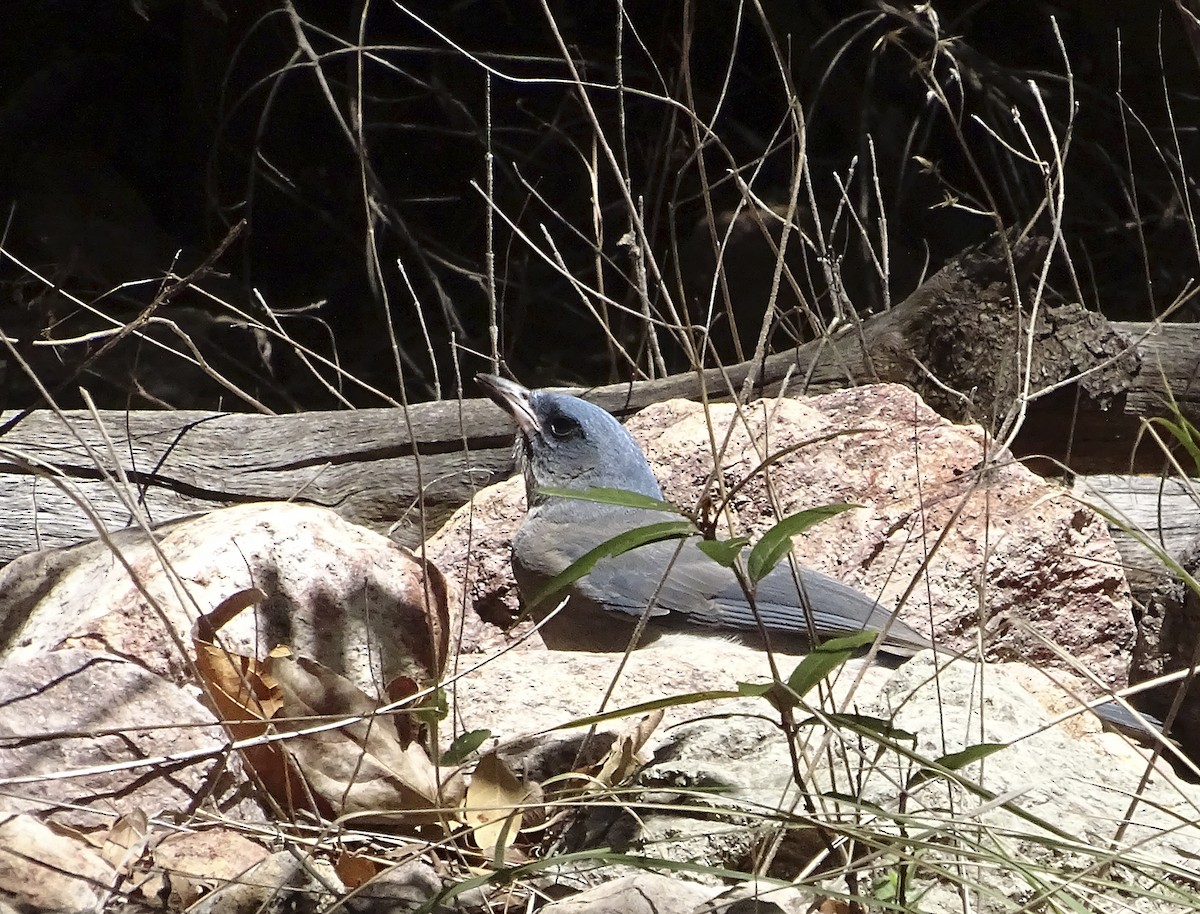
[540,873,712,914]
[340,860,443,913]
[0,815,116,913]
[0,648,259,830]
[188,850,343,914]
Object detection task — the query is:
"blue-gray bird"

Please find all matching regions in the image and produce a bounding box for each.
[477,374,932,658]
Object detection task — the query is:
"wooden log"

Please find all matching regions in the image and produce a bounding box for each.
[1074,474,1200,600]
[0,406,1188,604]
[0,233,1195,584]
[0,405,517,563]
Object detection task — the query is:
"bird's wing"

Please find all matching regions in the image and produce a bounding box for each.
[708,562,931,654]
[575,536,930,654]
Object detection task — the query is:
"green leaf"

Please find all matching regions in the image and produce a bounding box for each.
[796,712,917,743]
[1147,416,1200,474]
[908,741,1008,788]
[736,679,798,712]
[696,536,750,567]
[824,790,889,815]
[746,503,860,582]
[538,486,686,515]
[935,742,1008,770]
[413,686,449,725]
[528,519,698,609]
[552,689,743,730]
[736,680,774,698]
[441,729,491,765]
[871,869,900,903]
[785,630,877,696]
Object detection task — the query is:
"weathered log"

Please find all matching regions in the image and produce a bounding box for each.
[0,406,1184,604]
[1074,474,1200,599]
[0,233,1195,586]
[0,404,515,564]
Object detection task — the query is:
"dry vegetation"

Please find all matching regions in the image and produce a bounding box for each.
[2,1,1198,410]
[3,1,1200,912]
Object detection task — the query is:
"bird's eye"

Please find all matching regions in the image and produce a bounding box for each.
[546,414,581,439]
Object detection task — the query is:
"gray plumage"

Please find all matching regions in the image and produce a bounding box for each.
[477,374,931,657]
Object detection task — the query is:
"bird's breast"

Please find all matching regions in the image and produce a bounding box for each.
[512,513,588,579]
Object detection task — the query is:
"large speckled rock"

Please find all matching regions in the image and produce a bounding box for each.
[0,501,450,695]
[428,382,1134,686]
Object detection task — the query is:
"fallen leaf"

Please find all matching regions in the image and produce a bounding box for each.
[591,710,663,789]
[465,752,527,864]
[193,592,461,825]
[194,587,268,641]
[268,652,464,824]
[192,600,307,817]
[100,809,149,871]
[335,850,381,888]
[817,898,852,913]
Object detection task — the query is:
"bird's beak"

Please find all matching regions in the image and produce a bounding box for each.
[476,374,541,436]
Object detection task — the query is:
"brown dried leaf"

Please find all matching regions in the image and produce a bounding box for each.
[194,587,268,641]
[192,600,307,816]
[335,850,381,889]
[386,675,420,704]
[591,710,663,789]
[165,872,204,911]
[817,898,852,913]
[465,752,526,862]
[268,652,464,824]
[193,640,283,726]
[385,675,423,743]
[99,809,149,871]
[192,590,282,726]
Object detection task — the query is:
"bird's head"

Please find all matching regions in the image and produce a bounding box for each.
[476,374,663,505]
